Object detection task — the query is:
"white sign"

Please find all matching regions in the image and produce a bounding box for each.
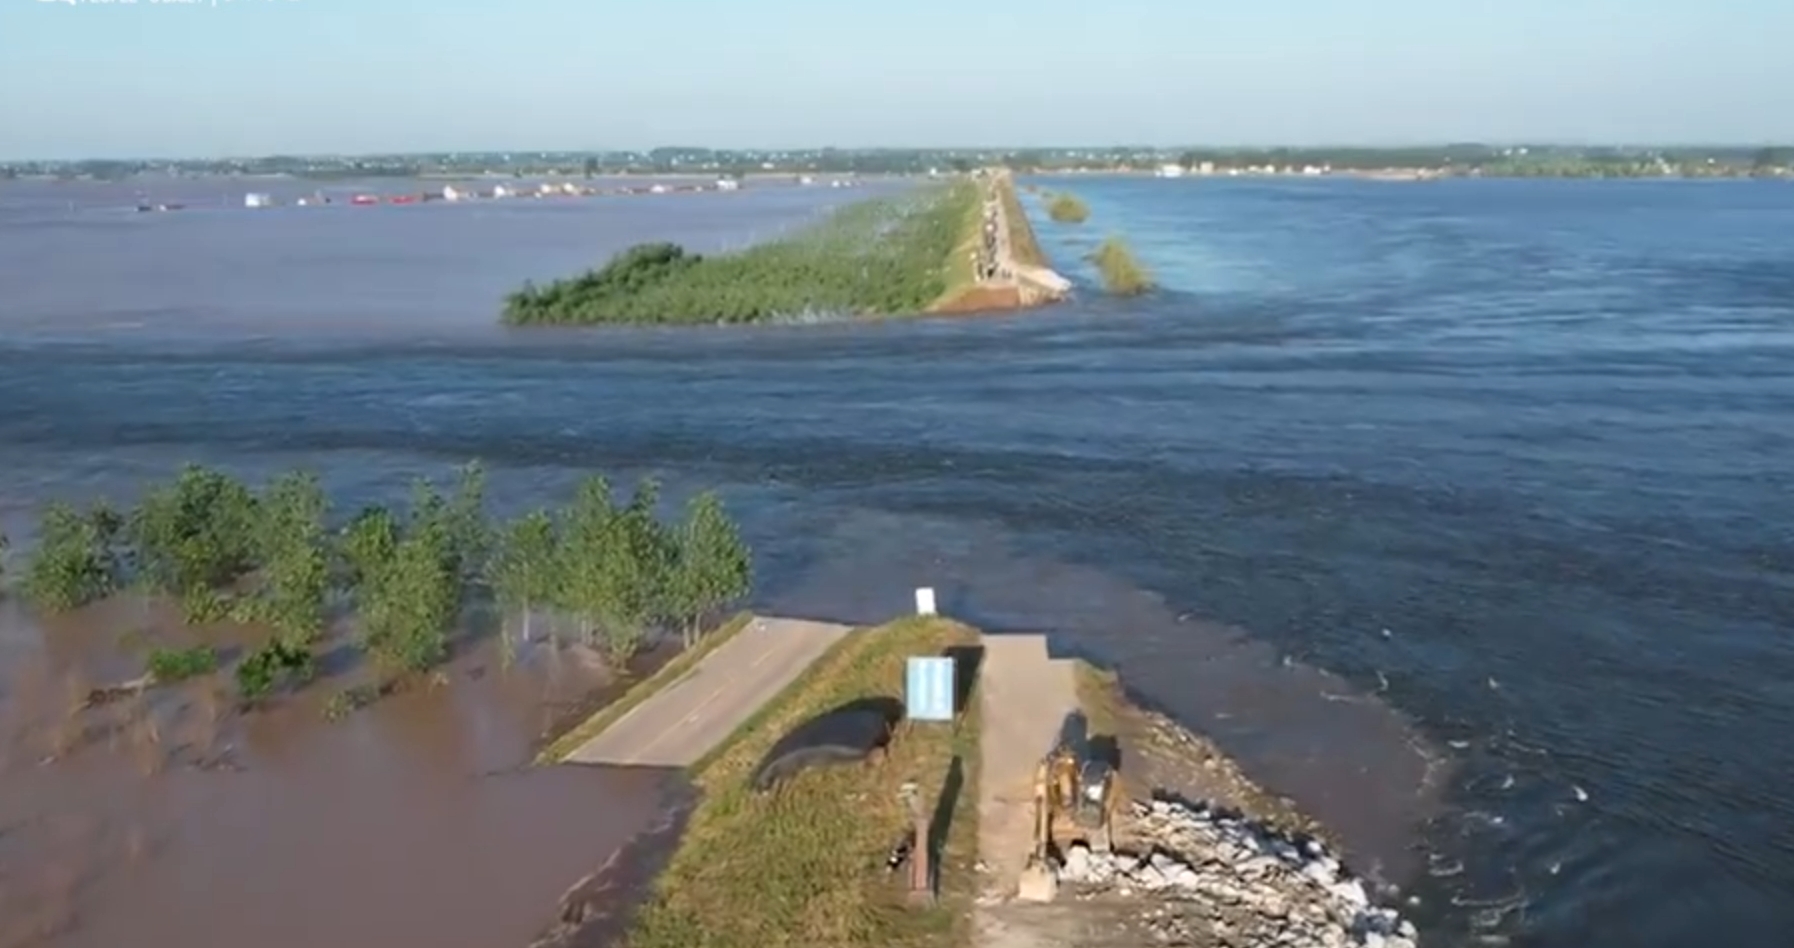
[914,586,936,615]
[906,656,955,722]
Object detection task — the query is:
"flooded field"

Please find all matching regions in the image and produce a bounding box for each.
[4,174,1791,947]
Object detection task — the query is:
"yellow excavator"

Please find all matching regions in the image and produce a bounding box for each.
[1016,741,1125,902]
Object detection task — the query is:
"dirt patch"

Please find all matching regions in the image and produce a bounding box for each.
[933,285,1025,314]
[1074,662,1323,842]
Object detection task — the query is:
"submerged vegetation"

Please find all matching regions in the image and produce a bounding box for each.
[1089,236,1155,296]
[1045,191,1090,224]
[502,180,980,325]
[11,462,753,709]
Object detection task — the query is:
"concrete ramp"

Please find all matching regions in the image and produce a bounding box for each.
[563,617,850,768]
[976,634,1079,897]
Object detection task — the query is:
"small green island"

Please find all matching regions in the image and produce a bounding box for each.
[503,180,983,326]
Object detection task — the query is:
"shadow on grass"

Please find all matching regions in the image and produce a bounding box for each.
[926,753,966,876]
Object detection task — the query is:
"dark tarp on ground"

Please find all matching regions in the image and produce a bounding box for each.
[751,696,903,792]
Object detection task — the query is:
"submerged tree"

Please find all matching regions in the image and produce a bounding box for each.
[668,490,753,648]
[236,471,332,643]
[127,464,259,622]
[488,508,560,645]
[558,475,620,650]
[339,504,399,589]
[1045,192,1090,224]
[1088,236,1154,297]
[354,479,466,674]
[21,502,122,613]
[609,477,676,658]
[442,461,491,591]
[555,475,674,661]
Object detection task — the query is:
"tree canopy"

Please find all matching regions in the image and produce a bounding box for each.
[502,180,979,326]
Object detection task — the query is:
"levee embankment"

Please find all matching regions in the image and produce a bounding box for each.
[930,170,1071,315]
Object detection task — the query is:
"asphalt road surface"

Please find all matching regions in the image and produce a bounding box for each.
[563,617,852,768]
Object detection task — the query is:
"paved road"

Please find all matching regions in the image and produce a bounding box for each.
[976,634,1080,897]
[563,616,852,768]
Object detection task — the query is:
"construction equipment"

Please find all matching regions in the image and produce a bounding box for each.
[1016,741,1124,901]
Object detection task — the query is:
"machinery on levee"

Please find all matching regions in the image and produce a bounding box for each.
[1016,741,1125,902]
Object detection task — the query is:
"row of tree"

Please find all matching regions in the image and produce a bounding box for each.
[0,463,752,699]
[501,180,980,325]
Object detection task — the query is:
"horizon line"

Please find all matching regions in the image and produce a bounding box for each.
[7,141,1791,166]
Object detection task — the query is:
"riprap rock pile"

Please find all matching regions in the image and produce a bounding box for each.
[1053,798,1419,948]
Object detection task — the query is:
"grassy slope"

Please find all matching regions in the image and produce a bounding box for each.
[534,613,753,764]
[626,616,982,948]
[927,175,990,311]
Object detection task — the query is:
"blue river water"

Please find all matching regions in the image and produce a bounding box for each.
[1,173,1790,947]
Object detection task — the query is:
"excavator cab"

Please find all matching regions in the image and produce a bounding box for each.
[1073,758,1117,837]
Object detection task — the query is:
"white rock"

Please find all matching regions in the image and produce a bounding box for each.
[1361,933,1386,948]
[1302,860,1338,886]
[1329,880,1370,908]
[1062,843,1092,881]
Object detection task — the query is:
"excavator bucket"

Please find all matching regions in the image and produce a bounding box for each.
[1016,857,1059,902]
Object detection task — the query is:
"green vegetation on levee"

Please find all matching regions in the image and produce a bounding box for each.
[1045,192,1089,224]
[502,180,980,325]
[1089,236,1154,296]
[12,462,753,711]
[626,616,981,948]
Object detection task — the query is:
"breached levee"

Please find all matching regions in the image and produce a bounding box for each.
[1057,796,1419,948]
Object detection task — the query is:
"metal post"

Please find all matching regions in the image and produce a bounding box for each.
[900,780,935,906]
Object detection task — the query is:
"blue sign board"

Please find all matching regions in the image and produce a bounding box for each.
[906,656,956,722]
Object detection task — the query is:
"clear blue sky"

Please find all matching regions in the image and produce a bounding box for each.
[2,0,1790,160]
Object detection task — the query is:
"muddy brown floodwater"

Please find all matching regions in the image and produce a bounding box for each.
[0,598,684,948]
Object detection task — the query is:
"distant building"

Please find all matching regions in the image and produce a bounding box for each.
[244,192,272,208]
[441,185,465,201]
[1155,164,1184,178]
[716,178,741,191]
